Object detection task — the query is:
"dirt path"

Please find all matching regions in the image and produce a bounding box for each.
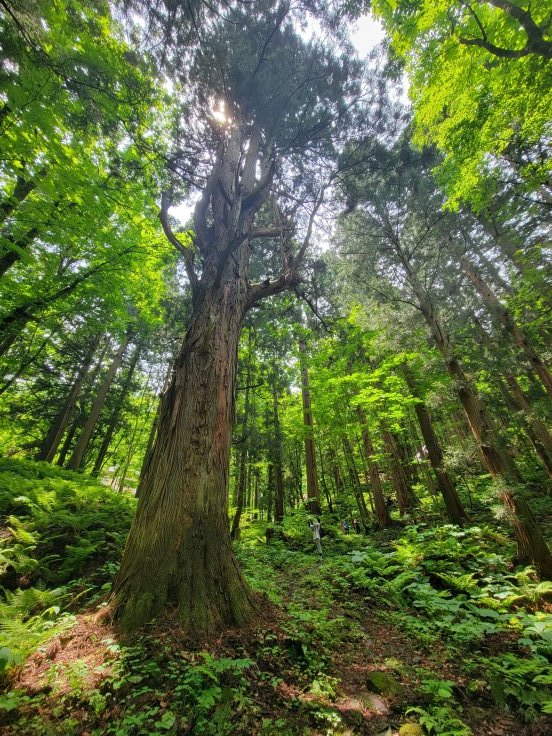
[265,553,535,736]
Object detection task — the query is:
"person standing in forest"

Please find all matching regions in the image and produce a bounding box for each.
[309,517,323,556]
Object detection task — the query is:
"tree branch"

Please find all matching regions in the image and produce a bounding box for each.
[292,187,326,268]
[159,193,198,291]
[459,0,552,59]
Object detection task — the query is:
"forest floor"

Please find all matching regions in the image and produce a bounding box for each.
[1,460,552,735]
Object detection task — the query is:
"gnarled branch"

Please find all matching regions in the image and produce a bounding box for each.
[159,193,198,292]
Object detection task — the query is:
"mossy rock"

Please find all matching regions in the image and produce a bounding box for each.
[366,670,402,696]
[399,725,423,736]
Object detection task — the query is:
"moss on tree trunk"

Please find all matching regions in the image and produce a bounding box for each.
[112,270,257,633]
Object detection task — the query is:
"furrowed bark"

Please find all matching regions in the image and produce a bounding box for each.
[112,248,256,632]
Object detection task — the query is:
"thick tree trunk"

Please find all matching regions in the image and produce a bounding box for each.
[357,406,391,528]
[299,340,321,515]
[402,367,467,523]
[461,256,552,400]
[37,334,101,462]
[112,263,256,633]
[67,333,130,471]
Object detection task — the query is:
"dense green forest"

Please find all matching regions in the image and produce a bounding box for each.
[1,1,551,734]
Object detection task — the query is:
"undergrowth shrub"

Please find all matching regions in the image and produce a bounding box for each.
[0,459,136,589]
[0,459,135,672]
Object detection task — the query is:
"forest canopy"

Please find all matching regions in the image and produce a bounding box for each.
[0,1,551,735]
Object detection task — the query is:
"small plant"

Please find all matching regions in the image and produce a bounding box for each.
[406,705,472,735]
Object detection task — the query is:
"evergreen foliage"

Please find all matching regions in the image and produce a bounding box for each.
[0,0,551,733]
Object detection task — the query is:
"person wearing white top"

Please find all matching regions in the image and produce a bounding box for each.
[309,517,322,556]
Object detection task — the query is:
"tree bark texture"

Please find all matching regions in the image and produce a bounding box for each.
[112,251,257,632]
[112,113,321,631]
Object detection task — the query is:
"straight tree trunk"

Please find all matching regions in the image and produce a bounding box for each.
[137,362,174,494]
[395,245,552,577]
[56,412,82,466]
[299,339,321,515]
[37,334,101,462]
[461,256,552,400]
[328,446,345,496]
[92,339,143,476]
[381,428,417,516]
[357,406,391,527]
[230,346,252,540]
[271,382,285,523]
[67,332,130,471]
[230,447,248,540]
[341,435,370,526]
[402,367,467,523]
[317,446,334,513]
[116,374,155,494]
[471,313,552,479]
